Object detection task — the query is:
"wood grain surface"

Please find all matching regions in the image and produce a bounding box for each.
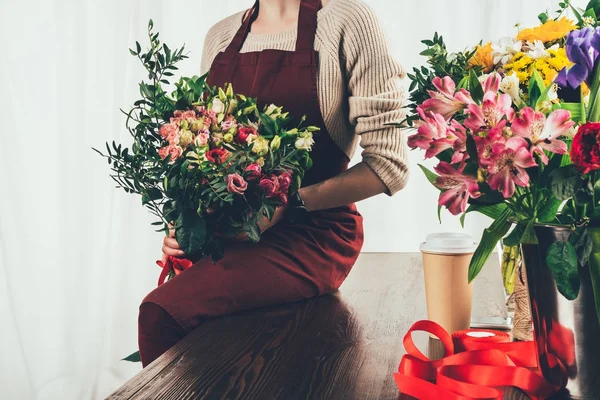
[109,256,535,400]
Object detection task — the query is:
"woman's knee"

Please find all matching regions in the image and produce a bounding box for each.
[138,302,186,366]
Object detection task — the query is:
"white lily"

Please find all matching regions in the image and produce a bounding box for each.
[491,37,522,65]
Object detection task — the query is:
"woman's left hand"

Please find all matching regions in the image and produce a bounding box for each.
[234,205,287,242]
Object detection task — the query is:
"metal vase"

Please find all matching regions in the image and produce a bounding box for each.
[521,224,600,399]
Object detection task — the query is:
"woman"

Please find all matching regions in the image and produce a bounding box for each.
[138,0,409,367]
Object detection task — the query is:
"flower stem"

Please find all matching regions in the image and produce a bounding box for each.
[587,66,600,122]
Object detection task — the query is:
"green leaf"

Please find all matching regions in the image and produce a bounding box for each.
[122,350,141,362]
[259,113,278,138]
[417,164,439,186]
[521,220,539,244]
[469,208,514,282]
[537,197,563,223]
[503,224,525,247]
[546,241,580,300]
[538,12,550,23]
[550,165,580,200]
[528,69,546,107]
[571,229,594,267]
[558,102,586,124]
[468,69,484,103]
[176,210,207,255]
[569,4,584,25]
[246,222,261,243]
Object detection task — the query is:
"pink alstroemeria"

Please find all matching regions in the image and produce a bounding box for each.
[487,137,538,198]
[434,162,482,215]
[474,123,506,167]
[420,76,474,120]
[425,120,469,163]
[408,109,448,150]
[511,107,573,164]
[465,91,514,133]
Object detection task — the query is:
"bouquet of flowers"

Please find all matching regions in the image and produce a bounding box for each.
[94,21,317,282]
[403,0,600,322]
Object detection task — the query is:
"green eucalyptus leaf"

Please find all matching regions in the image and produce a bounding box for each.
[122,350,141,362]
[546,241,580,300]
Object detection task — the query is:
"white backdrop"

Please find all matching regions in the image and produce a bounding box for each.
[0,0,584,398]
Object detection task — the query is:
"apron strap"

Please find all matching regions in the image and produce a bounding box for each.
[295,0,321,52]
[222,0,320,58]
[222,1,259,59]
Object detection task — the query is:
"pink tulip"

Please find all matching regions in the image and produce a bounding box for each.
[487,137,538,198]
[244,163,262,181]
[277,172,292,194]
[511,107,572,164]
[434,162,481,215]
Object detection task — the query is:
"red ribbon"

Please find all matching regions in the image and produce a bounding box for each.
[394,320,571,400]
[156,255,193,286]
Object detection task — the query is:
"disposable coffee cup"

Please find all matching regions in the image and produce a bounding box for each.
[420,233,476,334]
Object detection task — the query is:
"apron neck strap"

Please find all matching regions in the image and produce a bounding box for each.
[222,0,321,58]
[295,0,320,52]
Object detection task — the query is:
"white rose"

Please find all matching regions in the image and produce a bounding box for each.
[295,133,315,151]
[212,98,225,114]
[252,136,270,156]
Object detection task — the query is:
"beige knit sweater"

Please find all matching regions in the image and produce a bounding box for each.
[201,0,409,194]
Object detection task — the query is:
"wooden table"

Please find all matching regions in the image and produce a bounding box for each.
[110,256,530,400]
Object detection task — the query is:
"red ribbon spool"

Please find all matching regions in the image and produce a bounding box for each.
[394,320,566,400]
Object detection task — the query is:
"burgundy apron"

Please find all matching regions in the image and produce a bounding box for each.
[142,0,364,334]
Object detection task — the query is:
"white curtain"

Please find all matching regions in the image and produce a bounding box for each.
[0,0,584,398]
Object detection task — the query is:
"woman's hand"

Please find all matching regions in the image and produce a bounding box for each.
[162,223,186,258]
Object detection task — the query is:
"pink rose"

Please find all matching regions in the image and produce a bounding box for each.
[227,173,248,195]
[236,127,258,144]
[158,146,170,160]
[194,131,210,147]
[277,172,292,194]
[167,145,183,163]
[182,110,197,120]
[244,163,262,181]
[221,119,236,132]
[158,145,182,163]
[173,110,184,118]
[159,123,178,140]
[166,131,180,145]
[259,175,280,198]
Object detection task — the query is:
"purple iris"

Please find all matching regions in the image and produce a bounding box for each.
[555,27,600,89]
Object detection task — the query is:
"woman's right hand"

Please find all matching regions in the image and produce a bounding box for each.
[162,223,186,258]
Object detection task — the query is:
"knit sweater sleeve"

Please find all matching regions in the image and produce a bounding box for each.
[341,1,409,195]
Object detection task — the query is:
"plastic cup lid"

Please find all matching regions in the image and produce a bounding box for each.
[419,232,477,255]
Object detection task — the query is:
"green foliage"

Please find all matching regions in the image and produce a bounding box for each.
[93,20,316,263]
[403,32,479,125]
[469,208,514,282]
[122,351,141,362]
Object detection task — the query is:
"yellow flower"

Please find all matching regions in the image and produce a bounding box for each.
[516,17,577,43]
[470,42,495,72]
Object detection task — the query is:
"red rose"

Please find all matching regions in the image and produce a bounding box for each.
[206,148,230,164]
[259,175,280,198]
[244,163,262,181]
[236,127,258,144]
[277,172,292,194]
[571,122,600,174]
